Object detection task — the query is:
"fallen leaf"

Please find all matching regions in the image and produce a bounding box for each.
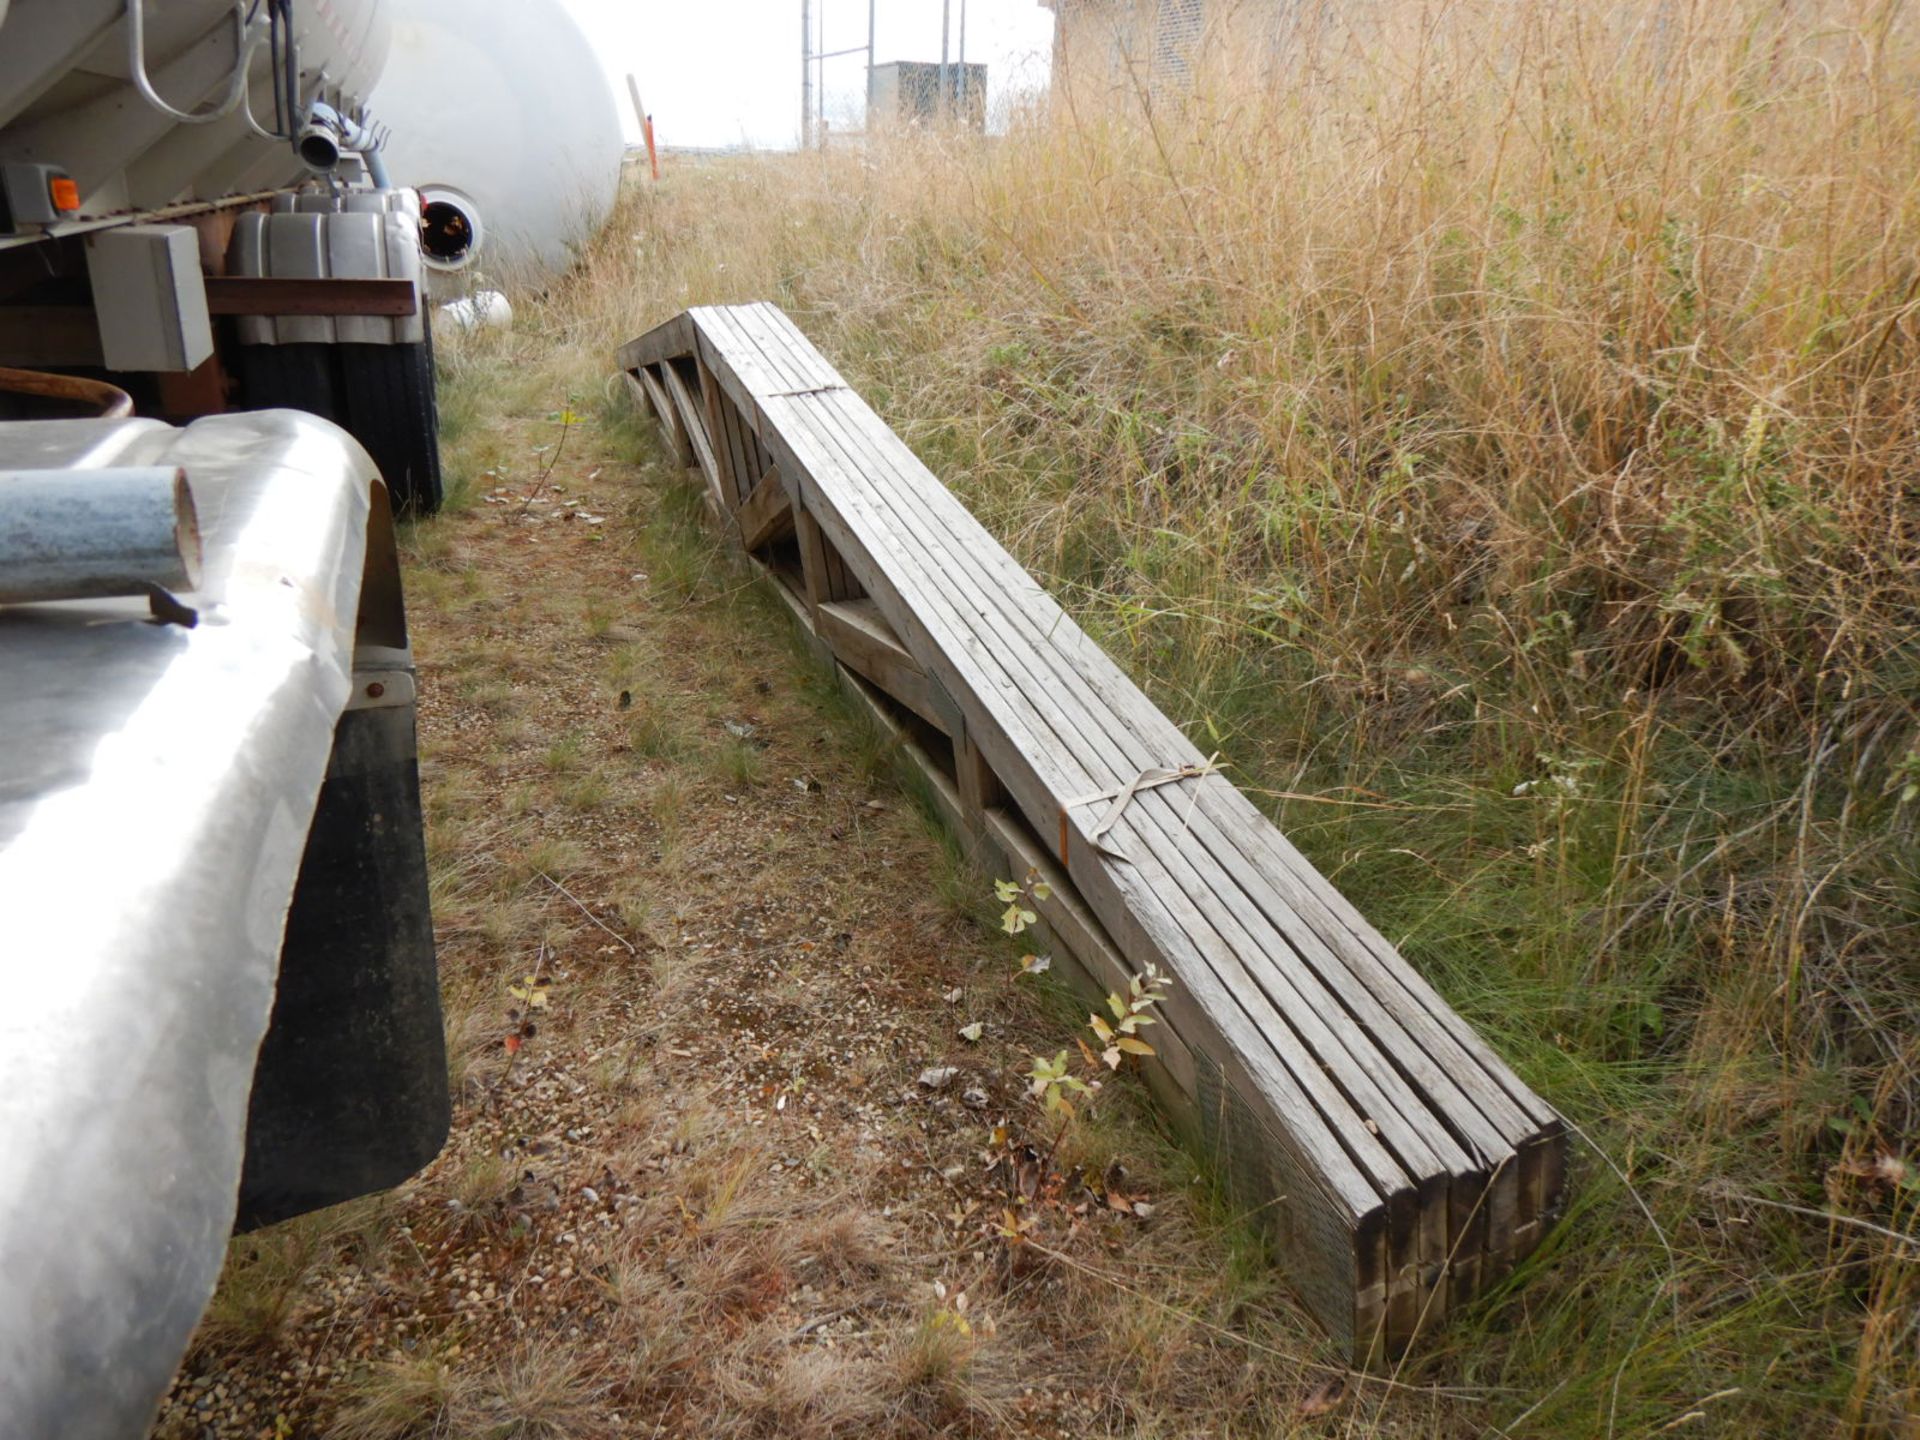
[507,975,551,1010]
[958,1022,984,1043]
[1299,1376,1347,1418]
[918,1066,959,1091]
[1835,1151,1913,1189]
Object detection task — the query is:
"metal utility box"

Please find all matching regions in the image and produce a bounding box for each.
[867,61,988,131]
[83,226,214,373]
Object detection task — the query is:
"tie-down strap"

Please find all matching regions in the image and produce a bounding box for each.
[1056,757,1222,865]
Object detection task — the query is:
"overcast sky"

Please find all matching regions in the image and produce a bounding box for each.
[556,0,1056,150]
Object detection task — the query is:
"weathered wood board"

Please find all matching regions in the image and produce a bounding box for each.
[616,303,1567,1362]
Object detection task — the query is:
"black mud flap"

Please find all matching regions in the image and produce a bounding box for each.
[233,701,449,1231]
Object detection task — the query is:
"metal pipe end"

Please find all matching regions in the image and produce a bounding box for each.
[297,124,341,172]
[170,468,203,593]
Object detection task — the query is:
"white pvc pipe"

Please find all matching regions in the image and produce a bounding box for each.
[437,289,511,331]
[0,467,203,603]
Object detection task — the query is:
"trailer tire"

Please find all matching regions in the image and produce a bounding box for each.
[235,343,340,422]
[336,326,444,517]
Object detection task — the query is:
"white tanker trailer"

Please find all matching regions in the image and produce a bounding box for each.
[0,0,625,509]
[375,0,625,299]
[0,5,623,1435]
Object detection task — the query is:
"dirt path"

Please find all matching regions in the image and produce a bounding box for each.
[151,399,1393,1440]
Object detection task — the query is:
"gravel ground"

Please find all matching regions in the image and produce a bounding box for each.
[148,398,1359,1440]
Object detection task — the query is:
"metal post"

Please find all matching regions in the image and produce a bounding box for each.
[625,73,645,133]
[800,0,812,148]
[940,0,951,120]
[866,0,875,132]
[957,0,968,122]
[626,74,658,180]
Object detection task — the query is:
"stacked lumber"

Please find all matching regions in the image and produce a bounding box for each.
[617,303,1566,1362]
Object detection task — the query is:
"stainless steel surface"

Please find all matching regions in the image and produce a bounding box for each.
[0,463,200,601]
[0,409,382,1438]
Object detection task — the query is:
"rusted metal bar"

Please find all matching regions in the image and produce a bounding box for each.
[0,364,133,418]
[202,276,418,317]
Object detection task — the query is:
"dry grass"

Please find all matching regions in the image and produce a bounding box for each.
[157,319,1370,1439]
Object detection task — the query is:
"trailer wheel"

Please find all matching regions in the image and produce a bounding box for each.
[235,343,340,421]
[336,324,444,517]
